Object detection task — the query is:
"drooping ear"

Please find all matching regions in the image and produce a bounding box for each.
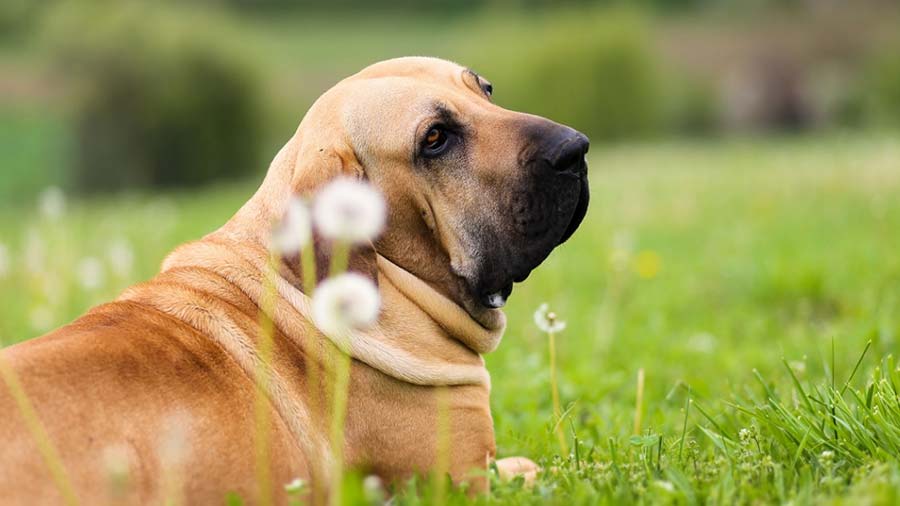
[289,135,365,198]
[280,138,379,291]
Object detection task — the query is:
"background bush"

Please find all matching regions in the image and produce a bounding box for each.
[467,10,666,142]
[863,46,900,127]
[43,2,266,192]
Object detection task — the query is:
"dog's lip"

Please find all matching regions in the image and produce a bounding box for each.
[557,175,589,246]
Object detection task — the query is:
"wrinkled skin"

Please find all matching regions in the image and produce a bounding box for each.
[316,58,589,319]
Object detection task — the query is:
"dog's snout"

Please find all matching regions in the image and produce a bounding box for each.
[550,133,590,174]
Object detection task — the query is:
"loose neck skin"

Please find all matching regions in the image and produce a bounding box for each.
[211,126,507,367]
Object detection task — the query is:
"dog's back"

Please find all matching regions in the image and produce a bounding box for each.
[0,269,307,505]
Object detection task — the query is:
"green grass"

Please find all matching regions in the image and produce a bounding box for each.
[2,134,900,504]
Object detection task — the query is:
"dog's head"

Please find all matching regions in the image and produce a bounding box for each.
[272,57,588,320]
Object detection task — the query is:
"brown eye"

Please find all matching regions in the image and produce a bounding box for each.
[423,126,449,156]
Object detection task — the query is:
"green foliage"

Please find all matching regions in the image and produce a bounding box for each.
[863,47,900,127]
[468,9,666,142]
[42,1,266,192]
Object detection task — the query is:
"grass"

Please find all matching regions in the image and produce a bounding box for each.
[1,133,899,504]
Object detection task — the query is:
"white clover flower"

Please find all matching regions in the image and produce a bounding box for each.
[313,178,386,244]
[271,197,312,255]
[0,242,9,279]
[108,238,135,278]
[312,272,380,339]
[77,257,105,290]
[534,303,566,334]
[38,186,66,221]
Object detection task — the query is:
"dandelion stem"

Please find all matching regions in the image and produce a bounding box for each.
[328,350,352,506]
[300,242,324,504]
[548,325,568,454]
[301,244,318,297]
[254,254,278,506]
[678,388,691,462]
[0,353,79,506]
[327,239,353,506]
[329,242,349,278]
[633,368,645,436]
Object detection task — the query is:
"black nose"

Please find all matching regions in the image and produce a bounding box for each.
[550,133,590,174]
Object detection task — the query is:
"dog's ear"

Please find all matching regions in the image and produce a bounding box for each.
[278,136,378,291]
[289,133,365,197]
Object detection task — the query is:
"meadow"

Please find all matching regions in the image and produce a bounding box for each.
[2,132,899,504]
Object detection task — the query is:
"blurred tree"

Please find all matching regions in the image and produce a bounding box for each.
[42,1,266,192]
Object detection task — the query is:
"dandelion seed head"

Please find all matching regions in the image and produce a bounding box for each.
[24,228,45,275]
[313,178,386,244]
[363,475,384,502]
[284,478,306,493]
[312,272,380,341]
[38,186,66,221]
[534,303,566,334]
[108,238,135,278]
[77,257,105,291]
[271,197,312,255]
[688,332,717,353]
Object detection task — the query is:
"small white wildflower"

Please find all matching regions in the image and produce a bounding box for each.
[144,199,179,240]
[0,242,9,279]
[29,305,54,332]
[38,186,66,221]
[788,360,806,375]
[313,178,386,244]
[284,477,306,493]
[687,332,716,353]
[312,273,380,340]
[108,238,135,278]
[608,230,635,271]
[77,257,105,290]
[534,303,566,334]
[271,197,312,255]
[653,480,675,493]
[24,228,45,275]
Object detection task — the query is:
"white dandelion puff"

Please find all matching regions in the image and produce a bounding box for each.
[271,197,312,255]
[284,478,306,493]
[108,238,135,278]
[77,257,105,291]
[312,272,380,341]
[313,178,386,244]
[0,242,9,279]
[534,303,566,334]
[24,228,45,275]
[362,475,384,502]
[38,186,66,221]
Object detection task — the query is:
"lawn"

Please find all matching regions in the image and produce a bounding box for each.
[1,134,899,504]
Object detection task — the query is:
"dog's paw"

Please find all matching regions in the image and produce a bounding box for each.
[494,456,539,487]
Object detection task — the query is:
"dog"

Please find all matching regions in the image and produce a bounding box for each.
[0,56,589,504]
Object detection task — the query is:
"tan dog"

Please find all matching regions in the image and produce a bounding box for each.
[0,57,589,504]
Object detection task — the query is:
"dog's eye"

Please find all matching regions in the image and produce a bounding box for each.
[482,82,493,97]
[423,127,449,156]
